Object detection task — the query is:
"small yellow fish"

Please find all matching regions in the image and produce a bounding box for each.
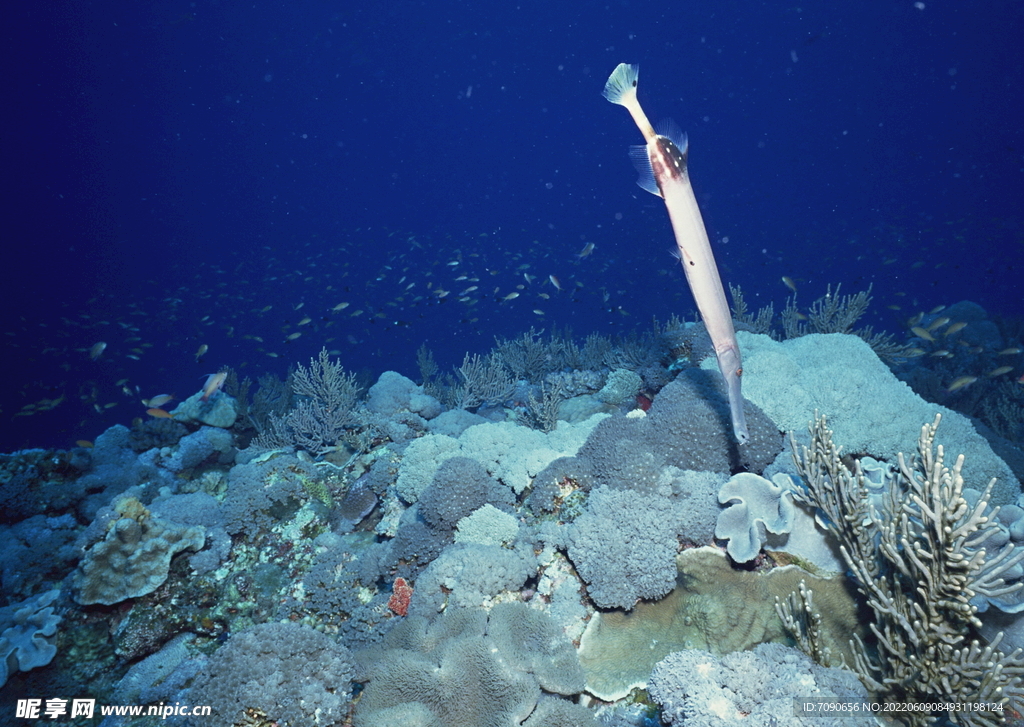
[929,350,953,358]
[89,342,107,360]
[781,276,798,293]
[549,275,563,292]
[910,326,936,342]
[987,366,1014,377]
[904,348,928,357]
[195,344,208,361]
[944,321,968,336]
[997,347,1022,356]
[297,317,312,326]
[201,371,228,401]
[286,332,302,341]
[576,242,596,260]
[146,407,175,419]
[331,302,350,311]
[501,292,520,302]
[75,440,94,449]
[946,376,977,393]
[926,316,950,332]
[144,394,175,408]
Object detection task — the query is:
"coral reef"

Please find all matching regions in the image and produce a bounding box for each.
[5,326,1021,727]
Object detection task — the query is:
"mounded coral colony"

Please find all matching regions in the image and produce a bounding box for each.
[3,321,1024,727]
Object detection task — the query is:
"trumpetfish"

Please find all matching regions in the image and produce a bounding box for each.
[603,63,749,444]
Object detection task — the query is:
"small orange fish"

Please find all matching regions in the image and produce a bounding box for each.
[75,439,94,448]
[146,408,175,419]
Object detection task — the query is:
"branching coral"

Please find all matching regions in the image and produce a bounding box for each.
[252,348,363,457]
[788,413,1024,726]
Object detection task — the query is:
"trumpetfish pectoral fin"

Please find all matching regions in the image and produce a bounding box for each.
[628,145,661,197]
[604,62,750,445]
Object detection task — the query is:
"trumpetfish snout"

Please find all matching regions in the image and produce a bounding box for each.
[603,63,749,445]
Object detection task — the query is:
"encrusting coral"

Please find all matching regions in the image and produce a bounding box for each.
[787,413,1024,726]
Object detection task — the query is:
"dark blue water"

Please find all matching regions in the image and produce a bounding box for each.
[3,0,1021,452]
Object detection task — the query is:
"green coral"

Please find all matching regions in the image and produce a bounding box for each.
[300,476,333,509]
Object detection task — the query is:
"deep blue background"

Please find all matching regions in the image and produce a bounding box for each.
[2,0,1022,450]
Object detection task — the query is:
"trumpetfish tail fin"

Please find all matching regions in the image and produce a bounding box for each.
[601,62,639,104]
[602,63,657,142]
